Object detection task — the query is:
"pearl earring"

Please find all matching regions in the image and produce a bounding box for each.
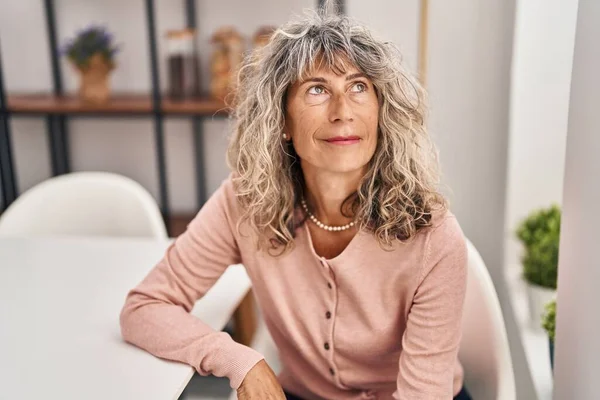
[282,133,288,139]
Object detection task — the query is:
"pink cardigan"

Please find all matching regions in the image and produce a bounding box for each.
[120,176,468,400]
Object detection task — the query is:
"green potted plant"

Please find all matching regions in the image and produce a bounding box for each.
[542,299,556,370]
[516,204,560,327]
[61,25,120,103]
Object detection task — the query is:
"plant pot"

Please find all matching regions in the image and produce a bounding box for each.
[525,281,556,329]
[77,53,113,103]
[549,338,554,371]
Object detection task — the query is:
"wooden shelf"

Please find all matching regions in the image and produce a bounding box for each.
[6,93,229,116]
[162,97,229,115]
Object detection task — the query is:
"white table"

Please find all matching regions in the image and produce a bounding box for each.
[0,237,252,400]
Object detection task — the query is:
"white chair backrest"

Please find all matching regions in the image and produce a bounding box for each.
[460,239,516,400]
[0,172,167,239]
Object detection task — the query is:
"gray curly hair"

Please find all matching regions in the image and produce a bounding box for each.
[226,3,447,254]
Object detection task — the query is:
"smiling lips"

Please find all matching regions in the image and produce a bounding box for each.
[324,136,361,145]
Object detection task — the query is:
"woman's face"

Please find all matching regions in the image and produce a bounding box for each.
[285,62,379,175]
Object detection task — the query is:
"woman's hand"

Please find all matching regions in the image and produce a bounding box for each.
[237,359,286,400]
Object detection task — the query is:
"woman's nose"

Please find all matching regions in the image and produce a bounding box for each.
[328,94,354,123]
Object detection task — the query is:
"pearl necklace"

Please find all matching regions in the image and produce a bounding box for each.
[301,198,357,232]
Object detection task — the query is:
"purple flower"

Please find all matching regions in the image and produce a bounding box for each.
[60,24,121,66]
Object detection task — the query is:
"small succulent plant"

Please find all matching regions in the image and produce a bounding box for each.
[516,204,561,289]
[542,299,556,342]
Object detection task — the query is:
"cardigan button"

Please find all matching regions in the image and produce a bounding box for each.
[325,311,332,319]
[324,342,330,350]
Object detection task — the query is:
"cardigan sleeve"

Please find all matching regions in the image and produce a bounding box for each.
[394,215,468,399]
[119,176,264,389]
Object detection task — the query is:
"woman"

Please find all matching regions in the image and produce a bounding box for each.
[120,6,471,400]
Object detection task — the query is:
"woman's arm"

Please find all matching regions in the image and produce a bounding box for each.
[119,177,264,390]
[394,215,468,399]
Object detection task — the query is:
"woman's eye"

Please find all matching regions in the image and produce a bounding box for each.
[351,82,367,93]
[308,85,326,95]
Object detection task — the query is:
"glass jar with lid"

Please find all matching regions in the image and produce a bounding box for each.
[166,29,200,100]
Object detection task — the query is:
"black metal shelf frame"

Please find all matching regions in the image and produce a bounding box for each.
[0,0,342,231]
[0,41,17,209]
[44,0,70,177]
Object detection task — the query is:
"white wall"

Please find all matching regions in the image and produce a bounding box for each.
[347,0,419,74]
[504,0,578,273]
[553,1,600,397]
[427,0,514,284]
[0,0,314,213]
[427,2,541,398]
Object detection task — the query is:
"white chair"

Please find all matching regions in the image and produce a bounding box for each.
[228,238,516,400]
[0,172,167,238]
[459,239,516,400]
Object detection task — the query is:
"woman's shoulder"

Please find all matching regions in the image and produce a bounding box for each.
[217,172,237,199]
[420,208,467,271]
[429,207,460,230]
[202,172,244,221]
[418,208,466,255]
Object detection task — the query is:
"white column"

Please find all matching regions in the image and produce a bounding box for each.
[553,1,600,399]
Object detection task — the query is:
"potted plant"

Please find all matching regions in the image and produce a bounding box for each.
[542,299,556,370]
[516,204,560,327]
[62,25,120,103]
